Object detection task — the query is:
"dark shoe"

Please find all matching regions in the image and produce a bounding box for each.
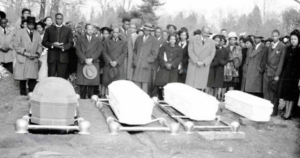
[271,112,277,116]
[281,115,291,120]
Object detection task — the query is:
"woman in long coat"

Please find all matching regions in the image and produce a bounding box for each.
[75,27,102,99]
[185,30,216,90]
[155,34,183,99]
[207,35,229,99]
[241,38,266,96]
[177,30,189,83]
[102,29,128,87]
[280,29,300,120]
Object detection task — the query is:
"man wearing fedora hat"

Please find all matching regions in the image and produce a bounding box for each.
[75,24,102,99]
[102,27,128,89]
[132,22,159,94]
[242,32,267,97]
[13,16,42,95]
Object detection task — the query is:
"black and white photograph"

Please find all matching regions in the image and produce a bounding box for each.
[0,0,300,157]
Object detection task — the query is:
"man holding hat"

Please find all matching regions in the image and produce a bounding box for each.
[262,29,286,115]
[13,16,42,95]
[75,24,102,99]
[102,27,128,90]
[132,23,159,94]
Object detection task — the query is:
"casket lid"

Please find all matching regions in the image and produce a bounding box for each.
[30,77,78,104]
[225,90,273,108]
[164,83,217,105]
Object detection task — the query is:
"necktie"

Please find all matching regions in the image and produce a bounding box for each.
[202,39,205,45]
[30,31,33,41]
[3,28,6,35]
[88,36,91,42]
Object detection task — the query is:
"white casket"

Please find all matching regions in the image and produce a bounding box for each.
[108,80,154,125]
[164,83,219,121]
[225,90,273,122]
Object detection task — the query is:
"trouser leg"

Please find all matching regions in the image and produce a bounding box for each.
[27,79,37,92]
[19,80,27,95]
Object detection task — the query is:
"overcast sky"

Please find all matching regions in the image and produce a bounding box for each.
[86,0,299,18]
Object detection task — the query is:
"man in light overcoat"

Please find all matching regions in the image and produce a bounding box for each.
[186,26,216,90]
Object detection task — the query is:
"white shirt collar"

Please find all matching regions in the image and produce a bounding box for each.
[157,36,161,40]
[26,28,32,33]
[201,35,206,41]
[144,35,149,39]
[179,40,187,48]
[256,42,261,49]
[55,24,63,28]
[272,41,279,49]
[87,35,92,40]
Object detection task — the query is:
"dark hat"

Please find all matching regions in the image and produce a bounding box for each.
[268,80,278,92]
[36,21,45,29]
[26,16,36,25]
[83,65,98,79]
[100,27,112,33]
[265,38,273,43]
[0,11,6,19]
[166,24,177,31]
[290,29,300,39]
[108,67,119,80]
[142,23,154,31]
[253,32,264,39]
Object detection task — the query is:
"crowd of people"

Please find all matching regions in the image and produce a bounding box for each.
[0,8,300,122]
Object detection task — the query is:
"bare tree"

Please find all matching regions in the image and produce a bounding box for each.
[39,0,46,19]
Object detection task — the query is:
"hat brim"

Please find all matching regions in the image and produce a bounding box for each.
[142,27,154,31]
[228,37,238,40]
[0,11,6,18]
[253,36,264,38]
[83,65,98,80]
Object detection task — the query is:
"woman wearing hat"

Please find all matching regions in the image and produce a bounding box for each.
[98,27,112,98]
[223,32,242,95]
[207,35,229,99]
[279,29,300,120]
[36,21,48,81]
[13,16,42,95]
[154,33,183,99]
[167,24,177,34]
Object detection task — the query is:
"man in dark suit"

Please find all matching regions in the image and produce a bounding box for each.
[75,24,102,99]
[132,23,159,94]
[42,13,73,79]
[263,30,286,115]
[119,17,131,41]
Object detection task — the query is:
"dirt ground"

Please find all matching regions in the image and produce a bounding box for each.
[1,75,300,158]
